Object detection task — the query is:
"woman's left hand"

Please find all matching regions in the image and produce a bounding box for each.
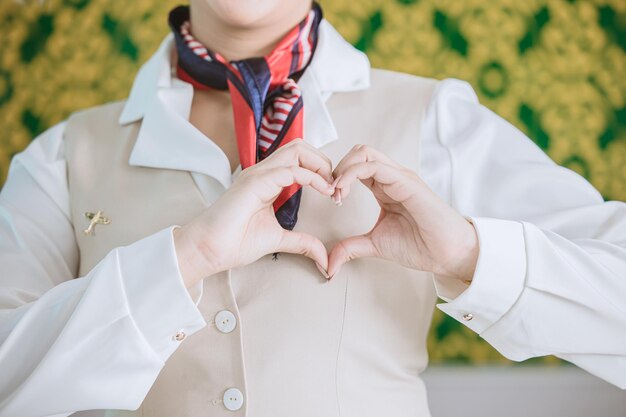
[328,144,480,283]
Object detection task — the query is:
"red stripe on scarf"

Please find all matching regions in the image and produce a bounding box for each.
[228,78,258,169]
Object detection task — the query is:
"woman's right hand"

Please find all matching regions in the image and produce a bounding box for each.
[173,139,335,288]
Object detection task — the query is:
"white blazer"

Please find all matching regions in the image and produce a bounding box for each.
[0,17,625,417]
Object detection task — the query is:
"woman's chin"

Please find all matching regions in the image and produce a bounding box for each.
[204,0,275,28]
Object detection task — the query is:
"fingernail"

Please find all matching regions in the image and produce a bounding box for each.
[315,262,330,279]
[333,189,342,206]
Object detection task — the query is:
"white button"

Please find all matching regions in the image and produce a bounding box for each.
[172,331,186,341]
[223,387,244,411]
[215,310,237,333]
[463,313,474,321]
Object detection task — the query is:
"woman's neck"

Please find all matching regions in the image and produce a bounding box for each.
[189,2,312,61]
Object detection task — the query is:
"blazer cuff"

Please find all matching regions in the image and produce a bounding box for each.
[117,225,207,362]
[434,216,527,334]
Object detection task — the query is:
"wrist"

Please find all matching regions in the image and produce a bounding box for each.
[458,216,479,283]
[173,224,221,288]
[436,216,479,283]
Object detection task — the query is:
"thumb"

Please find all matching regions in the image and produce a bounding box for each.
[327,235,378,279]
[275,230,329,277]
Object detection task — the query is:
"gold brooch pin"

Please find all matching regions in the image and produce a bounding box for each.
[84,210,111,236]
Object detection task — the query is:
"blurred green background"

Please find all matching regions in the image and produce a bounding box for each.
[1,0,624,365]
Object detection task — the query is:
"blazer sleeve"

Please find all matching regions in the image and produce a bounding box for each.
[0,123,207,417]
[423,78,626,389]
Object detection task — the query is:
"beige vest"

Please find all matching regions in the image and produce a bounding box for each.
[64,69,439,417]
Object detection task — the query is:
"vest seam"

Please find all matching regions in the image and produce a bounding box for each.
[334,274,349,417]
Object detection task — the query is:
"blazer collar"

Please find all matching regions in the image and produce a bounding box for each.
[117,19,370,188]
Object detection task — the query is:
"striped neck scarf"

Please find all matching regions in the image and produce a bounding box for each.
[168,4,323,231]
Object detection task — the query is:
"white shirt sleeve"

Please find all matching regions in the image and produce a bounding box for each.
[0,123,207,416]
[422,78,626,389]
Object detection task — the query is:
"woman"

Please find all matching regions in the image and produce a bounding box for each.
[0,0,625,416]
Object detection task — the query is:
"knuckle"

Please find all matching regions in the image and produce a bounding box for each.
[294,141,314,158]
[273,144,291,156]
[280,143,301,159]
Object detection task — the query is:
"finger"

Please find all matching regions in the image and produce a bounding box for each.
[257,139,334,184]
[327,235,378,279]
[275,230,329,277]
[333,144,402,180]
[334,160,410,200]
[257,166,335,201]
